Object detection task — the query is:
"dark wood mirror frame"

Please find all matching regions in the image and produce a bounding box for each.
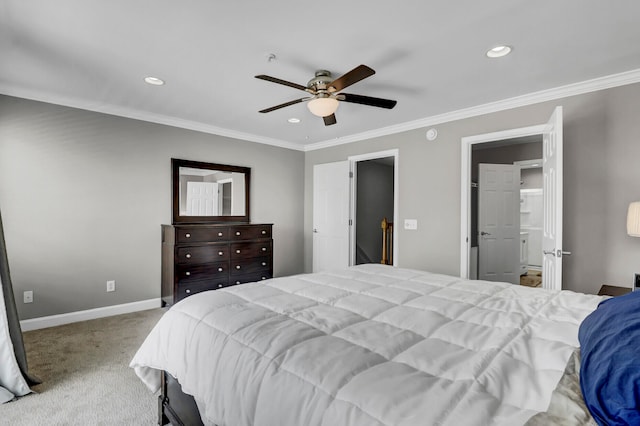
[172,158,251,224]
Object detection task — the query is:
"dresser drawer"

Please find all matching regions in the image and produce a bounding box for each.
[229,225,272,241]
[230,271,273,285]
[176,227,229,243]
[176,244,229,264]
[176,280,229,301]
[230,241,272,259]
[176,262,228,283]
[229,256,271,277]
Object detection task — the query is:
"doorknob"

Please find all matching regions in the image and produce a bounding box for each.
[313,228,318,233]
[480,231,491,236]
[543,249,572,257]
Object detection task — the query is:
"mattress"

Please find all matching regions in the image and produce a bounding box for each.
[130,264,603,426]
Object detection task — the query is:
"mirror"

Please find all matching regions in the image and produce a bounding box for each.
[172,158,250,224]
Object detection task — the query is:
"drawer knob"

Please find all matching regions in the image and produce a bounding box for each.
[218,251,224,256]
[261,247,267,251]
[261,277,266,280]
[186,289,191,294]
[262,262,267,266]
[236,249,241,254]
[235,281,241,285]
[185,253,192,259]
[236,265,241,270]
[261,230,266,235]
[218,267,223,272]
[217,284,223,288]
[218,232,223,237]
[185,233,191,238]
[185,272,191,276]
[236,231,241,236]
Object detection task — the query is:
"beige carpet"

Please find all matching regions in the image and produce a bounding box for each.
[2,308,166,425]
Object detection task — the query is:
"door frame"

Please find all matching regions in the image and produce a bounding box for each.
[460,124,546,279]
[348,149,399,266]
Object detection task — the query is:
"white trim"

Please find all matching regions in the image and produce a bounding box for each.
[0,84,303,151]
[514,159,543,169]
[460,124,546,278]
[348,149,399,266]
[304,68,640,151]
[3,68,640,152]
[19,298,162,331]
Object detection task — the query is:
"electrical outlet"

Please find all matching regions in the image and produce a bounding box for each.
[23,290,33,304]
[106,280,116,292]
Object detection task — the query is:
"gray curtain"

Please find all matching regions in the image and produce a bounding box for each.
[0,208,39,400]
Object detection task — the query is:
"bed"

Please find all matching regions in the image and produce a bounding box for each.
[130,264,638,425]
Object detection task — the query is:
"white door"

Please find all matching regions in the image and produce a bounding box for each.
[542,106,564,290]
[186,181,219,215]
[478,163,521,284]
[313,161,350,272]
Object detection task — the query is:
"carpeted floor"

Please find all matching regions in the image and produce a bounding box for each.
[1,308,166,425]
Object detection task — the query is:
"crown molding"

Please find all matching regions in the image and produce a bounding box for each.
[303,68,640,151]
[3,68,640,153]
[0,84,305,152]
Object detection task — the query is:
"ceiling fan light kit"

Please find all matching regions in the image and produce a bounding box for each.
[255,64,397,126]
[307,97,339,117]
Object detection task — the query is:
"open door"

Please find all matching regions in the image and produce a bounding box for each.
[542,106,564,290]
[313,161,350,272]
[478,163,521,284]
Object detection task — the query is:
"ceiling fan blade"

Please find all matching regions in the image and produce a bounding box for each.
[340,93,397,109]
[255,75,309,92]
[329,65,375,92]
[259,97,309,113]
[323,114,337,126]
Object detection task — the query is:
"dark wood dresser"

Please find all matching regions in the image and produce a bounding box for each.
[161,223,273,306]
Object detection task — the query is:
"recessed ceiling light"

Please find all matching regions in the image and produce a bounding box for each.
[288,118,301,123]
[144,76,165,86]
[486,45,512,58]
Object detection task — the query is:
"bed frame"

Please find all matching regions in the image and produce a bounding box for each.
[159,371,204,426]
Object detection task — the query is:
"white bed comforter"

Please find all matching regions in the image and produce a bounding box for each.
[131,265,603,426]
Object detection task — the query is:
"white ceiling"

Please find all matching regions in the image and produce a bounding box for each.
[2,0,640,151]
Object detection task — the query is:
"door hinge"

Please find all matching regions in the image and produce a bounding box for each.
[349,171,353,178]
[349,219,353,226]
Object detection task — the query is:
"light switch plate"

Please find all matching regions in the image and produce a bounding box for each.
[404,219,418,230]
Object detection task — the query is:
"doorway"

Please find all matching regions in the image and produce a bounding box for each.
[471,139,542,286]
[460,107,565,290]
[312,150,398,272]
[349,150,398,266]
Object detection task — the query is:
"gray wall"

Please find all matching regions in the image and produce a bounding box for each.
[0,95,305,320]
[471,141,542,180]
[305,82,640,295]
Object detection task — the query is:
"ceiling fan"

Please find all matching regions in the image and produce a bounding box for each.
[255,64,397,126]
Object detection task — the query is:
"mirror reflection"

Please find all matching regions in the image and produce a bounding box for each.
[172,158,250,224]
[178,167,246,216]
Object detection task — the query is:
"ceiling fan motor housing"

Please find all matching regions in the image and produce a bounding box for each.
[308,70,334,94]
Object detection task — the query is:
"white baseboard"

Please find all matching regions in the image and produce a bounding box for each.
[20,298,162,331]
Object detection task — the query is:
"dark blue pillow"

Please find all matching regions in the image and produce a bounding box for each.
[579,291,640,425]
